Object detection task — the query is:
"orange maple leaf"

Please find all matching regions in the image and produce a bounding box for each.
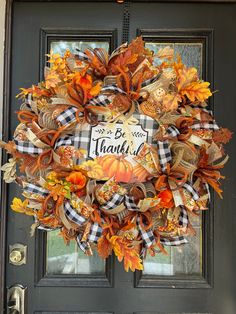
[180,81,212,102]
[110,50,138,74]
[110,236,143,272]
[97,235,113,259]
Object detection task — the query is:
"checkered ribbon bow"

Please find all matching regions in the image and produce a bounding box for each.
[76,223,103,253]
[14,139,44,155]
[23,182,49,197]
[100,193,139,212]
[157,125,180,173]
[101,193,156,248]
[64,201,87,226]
[55,84,126,127]
[137,215,155,248]
[191,121,219,130]
[183,181,200,201]
[63,200,103,253]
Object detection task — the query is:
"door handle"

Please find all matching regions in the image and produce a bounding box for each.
[7,284,26,314]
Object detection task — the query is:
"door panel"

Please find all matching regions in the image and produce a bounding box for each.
[4,1,236,314]
[143,39,204,279]
[134,30,213,289]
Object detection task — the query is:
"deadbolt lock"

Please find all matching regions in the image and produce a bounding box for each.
[9,244,27,266]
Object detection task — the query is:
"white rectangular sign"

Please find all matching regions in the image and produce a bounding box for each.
[89,123,148,159]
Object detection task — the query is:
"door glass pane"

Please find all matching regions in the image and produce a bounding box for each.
[143,213,202,276]
[50,41,109,55]
[146,42,203,76]
[46,230,105,275]
[45,40,109,275]
[143,42,203,276]
[135,312,211,314]
[36,312,112,314]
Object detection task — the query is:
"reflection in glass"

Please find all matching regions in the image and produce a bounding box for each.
[143,213,202,276]
[46,230,105,275]
[50,41,109,55]
[146,42,203,77]
[143,42,203,277]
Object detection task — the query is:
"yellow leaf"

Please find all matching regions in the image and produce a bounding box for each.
[10,198,34,216]
[180,81,212,102]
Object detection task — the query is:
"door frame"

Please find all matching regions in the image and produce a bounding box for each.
[1,0,235,312]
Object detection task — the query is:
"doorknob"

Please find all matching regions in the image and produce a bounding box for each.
[9,244,27,266]
[7,284,26,313]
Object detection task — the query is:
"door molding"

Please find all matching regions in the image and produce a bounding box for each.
[1,0,236,312]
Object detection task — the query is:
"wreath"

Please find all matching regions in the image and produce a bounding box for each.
[1,37,232,272]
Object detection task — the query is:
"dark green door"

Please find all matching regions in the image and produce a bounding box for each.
[3,1,236,313]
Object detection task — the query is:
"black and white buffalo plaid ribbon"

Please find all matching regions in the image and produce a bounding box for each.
[76,234,91,253]
[64,201,86,226]
[87,85,125,107]
[87,94,112,107]
[179,206,189,227]
[56,106,83,126]
[100,193,155,247]
[22,93,33,111]
[76,222,103,253]
[166,125,180,138]
[183,181,200,201]
[56,85,124,126]
[14,139,44,155]
[191,121,219,130]
[23,182,49,197]
[101,193,139,212]
[157,140,172,173]
[87,222,103,242]
[156,125,180,173]
[137,216,155,248]
[160,235,188,246]
[55,131,89,150]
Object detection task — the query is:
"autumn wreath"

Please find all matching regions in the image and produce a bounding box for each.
[1,37,232,271]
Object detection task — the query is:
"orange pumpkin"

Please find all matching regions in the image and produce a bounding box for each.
[98,155,133,183]
[132,164,150,182]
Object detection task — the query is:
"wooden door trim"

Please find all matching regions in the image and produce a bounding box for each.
[0,0,235,311]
